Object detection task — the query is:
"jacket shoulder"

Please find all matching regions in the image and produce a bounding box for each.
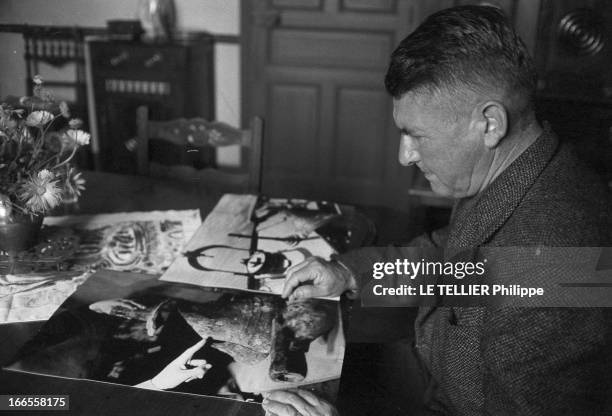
[493,144,611,246]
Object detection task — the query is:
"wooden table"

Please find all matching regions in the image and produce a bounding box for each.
[57,170,224,216]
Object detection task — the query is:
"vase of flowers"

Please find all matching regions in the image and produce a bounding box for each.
[0,76,89,252]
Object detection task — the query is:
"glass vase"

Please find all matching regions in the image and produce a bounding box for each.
[138,0,176,41]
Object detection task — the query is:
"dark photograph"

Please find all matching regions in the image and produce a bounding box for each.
[4,270,344,403]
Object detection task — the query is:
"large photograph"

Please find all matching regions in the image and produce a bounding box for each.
[4,270,345,403]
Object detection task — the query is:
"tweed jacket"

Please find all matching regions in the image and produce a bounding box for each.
[339,129,611,415]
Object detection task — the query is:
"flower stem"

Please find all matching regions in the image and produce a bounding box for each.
[51,143,78,170]
[28,114,60,170]
[8,200,28,215]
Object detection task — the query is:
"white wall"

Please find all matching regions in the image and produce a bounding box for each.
[0,0,241,128]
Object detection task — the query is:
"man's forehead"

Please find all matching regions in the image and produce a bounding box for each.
[394,89,467,127]
[395,89,444,108]
[392,92,432,126]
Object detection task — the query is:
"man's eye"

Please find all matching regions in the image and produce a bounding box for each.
[400,131,422,141]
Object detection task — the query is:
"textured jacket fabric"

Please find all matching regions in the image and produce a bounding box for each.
[339,129,612,415]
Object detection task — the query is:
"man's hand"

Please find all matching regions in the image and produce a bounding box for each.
[282,257,357,301]
[137,339,211,390]
[262,389,339,416]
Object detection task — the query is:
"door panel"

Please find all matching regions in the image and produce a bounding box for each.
[272,0,323,9]
[270,29,392,70]
[267,84,320,176]
[341,0,398,13]
[334,87,389,181]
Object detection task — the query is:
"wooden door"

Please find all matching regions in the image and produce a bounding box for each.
[243,0,426,208]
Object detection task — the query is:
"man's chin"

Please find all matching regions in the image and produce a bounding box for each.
[428,180,455,198]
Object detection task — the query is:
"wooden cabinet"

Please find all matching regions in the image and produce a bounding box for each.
[87,34,214,173]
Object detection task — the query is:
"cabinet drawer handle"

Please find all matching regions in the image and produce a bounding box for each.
[110,51,129,66]
[144,53,163,68]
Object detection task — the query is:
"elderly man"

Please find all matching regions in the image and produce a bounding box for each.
[262,5,611,416]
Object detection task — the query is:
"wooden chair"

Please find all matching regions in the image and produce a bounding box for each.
[23,26,89,123]
[136,106,264,194]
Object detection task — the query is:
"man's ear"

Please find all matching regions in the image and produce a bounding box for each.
[481,101,507,148]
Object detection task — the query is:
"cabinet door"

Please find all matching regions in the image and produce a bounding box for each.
[244,0,421,208]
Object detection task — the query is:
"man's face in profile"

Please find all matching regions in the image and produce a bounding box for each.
[393,91,489,198]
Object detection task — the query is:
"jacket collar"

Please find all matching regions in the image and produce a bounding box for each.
[446,128,559,250]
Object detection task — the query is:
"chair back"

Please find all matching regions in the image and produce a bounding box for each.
[23,26,88,121]
[136,106,264,194]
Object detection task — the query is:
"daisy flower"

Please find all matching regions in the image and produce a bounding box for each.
[25,110,54,127]
[38,169,54,181]
[17,170,62,213]
[63,167,86,200]
[68,118,83,129]
[59,101,71,118]
[66,129,91,146]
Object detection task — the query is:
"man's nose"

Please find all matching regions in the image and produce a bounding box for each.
[398,134,420,166]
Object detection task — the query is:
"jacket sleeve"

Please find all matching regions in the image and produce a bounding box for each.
[337,226,449,284]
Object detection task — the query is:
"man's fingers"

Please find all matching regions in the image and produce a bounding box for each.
[291,389,321,407]
[285,257,315,276]
[288,284,324,302]
[262,399,301,416]
[282,269,315,299]
[266,390,313,416]
[283,258,322,298]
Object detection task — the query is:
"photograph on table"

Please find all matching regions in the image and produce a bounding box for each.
[161,194,352,294]
[41,209,202,275]
[0,210,201,323]
[4,269,345,403]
